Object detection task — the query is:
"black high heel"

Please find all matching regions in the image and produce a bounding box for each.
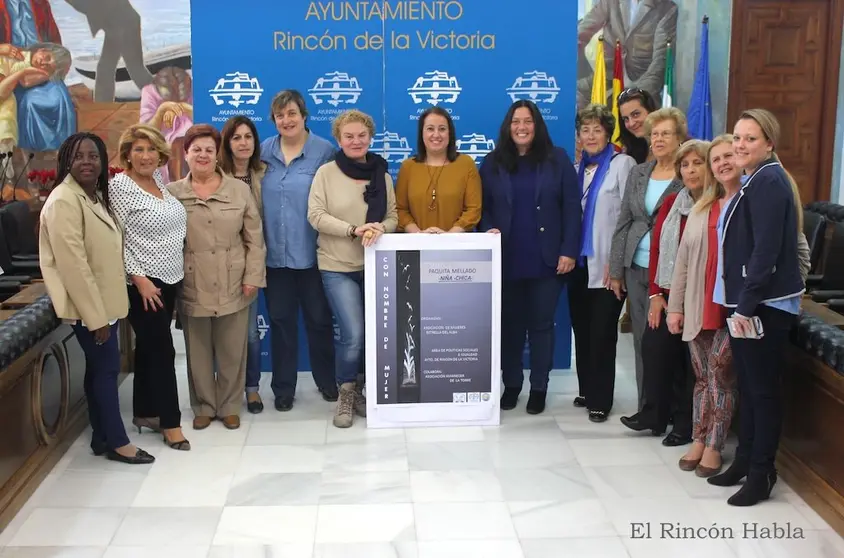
[106,447,155,464]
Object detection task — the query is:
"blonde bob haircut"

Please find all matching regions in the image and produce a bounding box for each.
[117,124,171,169]
[331,109,376,143]
[694,133,734,215]
[644,107,689,144]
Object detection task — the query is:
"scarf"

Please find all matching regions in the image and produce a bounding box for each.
[656,187,694,289]
[334,149,388,224]
[577,143,615,261]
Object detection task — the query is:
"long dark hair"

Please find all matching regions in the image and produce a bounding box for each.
[413,106,458,163]
[617,88,658,164]
[219,116,263,175]
[490,100,554,174]
[56,132,112,213]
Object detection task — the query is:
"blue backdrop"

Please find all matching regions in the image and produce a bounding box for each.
[191,0,578,372]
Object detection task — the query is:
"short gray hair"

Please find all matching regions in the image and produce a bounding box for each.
[270,89,308,121]
[576,103,615,138]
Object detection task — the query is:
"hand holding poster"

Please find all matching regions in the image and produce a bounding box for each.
[365,233,501,428]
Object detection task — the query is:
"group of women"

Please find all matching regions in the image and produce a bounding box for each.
[576,89,807,508]
[37,84,803,507]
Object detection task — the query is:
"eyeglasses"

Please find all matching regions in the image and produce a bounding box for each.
[650,131,676,140]
[618,87,645,105]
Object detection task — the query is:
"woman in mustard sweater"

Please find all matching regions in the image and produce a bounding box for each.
[395,107,481,233]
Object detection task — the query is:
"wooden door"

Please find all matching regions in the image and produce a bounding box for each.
[728,0,844,203]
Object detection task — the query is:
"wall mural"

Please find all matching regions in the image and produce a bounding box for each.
[0,0,723,200]
[0,0,191,201]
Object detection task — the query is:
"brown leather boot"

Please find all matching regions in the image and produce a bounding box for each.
[222,415,241,430]
[192,416,212,430]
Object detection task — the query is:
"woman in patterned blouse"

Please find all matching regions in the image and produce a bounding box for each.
[109,123,190,451]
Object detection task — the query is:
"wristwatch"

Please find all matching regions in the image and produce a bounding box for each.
[348,225,358,238]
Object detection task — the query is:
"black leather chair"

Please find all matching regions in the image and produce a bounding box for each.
[0,201,38,259]
[803,210,826,273]
[0,295,59,370]
[0,224,38,280]
[809,221,844,302]
[791,314,844,376]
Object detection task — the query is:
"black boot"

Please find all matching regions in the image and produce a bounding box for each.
[707,458,749,487]
[501,388,520,410]
[526,391,546,414]
[727,471,777,506]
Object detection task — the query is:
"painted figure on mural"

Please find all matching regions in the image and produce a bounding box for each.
[577,0,679,109]
[63,0,154,102]
[0,0,76,180]
[0,41,71,175]
[140,66,194,183]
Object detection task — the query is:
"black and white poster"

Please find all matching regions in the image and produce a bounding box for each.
[365,234,501,428]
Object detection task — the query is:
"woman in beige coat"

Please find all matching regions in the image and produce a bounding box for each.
[168,124,266,431]
[40,133,154,465]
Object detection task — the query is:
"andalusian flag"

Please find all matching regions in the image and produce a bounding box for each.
[662,41,674,108]
[611,40,624,149]
[591,36,606,105]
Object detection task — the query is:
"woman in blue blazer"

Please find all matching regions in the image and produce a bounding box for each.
[480,100,581,414]
[708,108,805,507]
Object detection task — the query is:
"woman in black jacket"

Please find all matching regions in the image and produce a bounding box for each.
[708,108,804,507]
[480,100,581,414]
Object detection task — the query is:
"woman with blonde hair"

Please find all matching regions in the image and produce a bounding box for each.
[708,108,806,506]
[665,134,738,476]
[308,109,398,428]
[109,123,189,450]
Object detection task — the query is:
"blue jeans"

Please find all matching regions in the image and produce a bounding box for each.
[245,299,262,393]
[72,323,130,451]
[320,270,364,385]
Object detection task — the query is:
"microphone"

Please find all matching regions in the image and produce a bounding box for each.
[1,151,14,186]
[11,153,34,202]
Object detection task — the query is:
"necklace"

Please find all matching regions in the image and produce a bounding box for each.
[426,162,446,210]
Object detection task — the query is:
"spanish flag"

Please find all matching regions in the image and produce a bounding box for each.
[611,40,624,150]
[590,36,606,105]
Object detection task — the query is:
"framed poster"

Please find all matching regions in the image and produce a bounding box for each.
[364,233,501,428]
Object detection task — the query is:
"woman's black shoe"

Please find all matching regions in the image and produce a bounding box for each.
[619,414,664,435]
[662,432,692,446]
[106,447,155,465]
[588,410,608,422]
[727,471,777,506]
[319,386,339,402]
[526,391,546,414]
[707,459,749,487]
[501,388,520,410]
[573,396,587,408]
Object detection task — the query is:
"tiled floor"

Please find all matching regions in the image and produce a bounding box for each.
[2,331,843,557]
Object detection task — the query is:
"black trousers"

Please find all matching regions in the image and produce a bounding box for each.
[640,311,693,434]
[127,278,181,429]
[264,266,336,399]
[567,264,625,412]
[501,275,563,393]
[730,305,794,474]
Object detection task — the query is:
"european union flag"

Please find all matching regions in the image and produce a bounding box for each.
[687,18,713,141]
